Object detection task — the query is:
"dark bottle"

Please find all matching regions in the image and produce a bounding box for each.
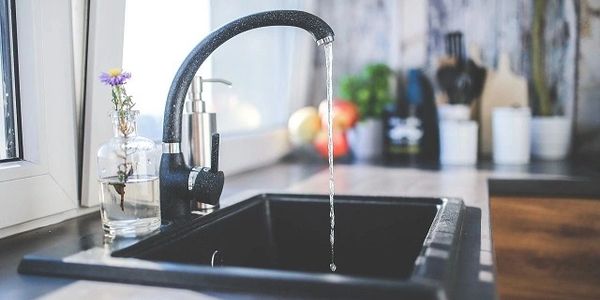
[414,70,440,162]
[384,69,439,162]
[384,71,419,161]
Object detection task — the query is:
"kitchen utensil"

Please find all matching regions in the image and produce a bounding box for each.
[479,53,528,155]
[436,32,486,106]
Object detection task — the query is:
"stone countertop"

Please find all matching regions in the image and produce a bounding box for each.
[1,160,599,299]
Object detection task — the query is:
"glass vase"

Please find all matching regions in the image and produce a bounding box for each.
[97,110,160,238]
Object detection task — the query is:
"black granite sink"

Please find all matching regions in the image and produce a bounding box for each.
[20,193,465,299]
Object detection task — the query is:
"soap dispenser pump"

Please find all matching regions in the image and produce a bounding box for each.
[183,76,232,214]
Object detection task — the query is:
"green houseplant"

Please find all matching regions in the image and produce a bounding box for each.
[339,63,394,159]
[339,63,394,120]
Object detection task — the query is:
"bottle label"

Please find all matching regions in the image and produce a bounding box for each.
[387,116,423,154]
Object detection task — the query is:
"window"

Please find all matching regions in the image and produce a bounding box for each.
[82,0,315,206]
[121,0,312,138]
[0,0,318,233]
[121,0,212,141]
[0,0,19,161]
[0,0,80,237]
[207,0,313,134]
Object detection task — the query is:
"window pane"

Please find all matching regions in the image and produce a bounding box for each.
[122,0,212,141]
[208,0,307,134]
[122,0,308,140]
[0,0,18,161]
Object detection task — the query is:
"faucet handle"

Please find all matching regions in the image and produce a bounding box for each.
[210,133,220,173]
[186,132,223,207]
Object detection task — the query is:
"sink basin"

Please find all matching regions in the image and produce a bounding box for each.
[20,193,465,298]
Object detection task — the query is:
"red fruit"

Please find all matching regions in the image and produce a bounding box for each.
[313,130,349,158]
[318,99,359,130]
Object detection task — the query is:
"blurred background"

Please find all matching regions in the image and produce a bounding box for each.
[105,0,600,170]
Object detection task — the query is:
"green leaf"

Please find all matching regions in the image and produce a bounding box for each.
[338,63,394,120]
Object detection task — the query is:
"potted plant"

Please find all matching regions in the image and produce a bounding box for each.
[529,0,571,160]
[339,63,394,159]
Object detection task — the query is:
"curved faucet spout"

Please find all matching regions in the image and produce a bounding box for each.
[159,10,333,222]
[162,10,334,143]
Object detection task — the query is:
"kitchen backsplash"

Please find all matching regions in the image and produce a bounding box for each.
[307,0,600,158]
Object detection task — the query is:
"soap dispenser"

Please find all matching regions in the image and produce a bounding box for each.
[182,76,232,214]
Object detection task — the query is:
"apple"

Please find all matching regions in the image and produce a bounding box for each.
[313,129,349,158]
[288,106,322,146]
[318,99,359,130]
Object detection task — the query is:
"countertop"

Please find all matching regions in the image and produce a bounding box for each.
[1,158,599,299]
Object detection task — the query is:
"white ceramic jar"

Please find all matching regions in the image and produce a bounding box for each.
[439,120,478,165]
[492,107,531,165]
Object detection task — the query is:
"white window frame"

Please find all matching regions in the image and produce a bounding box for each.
[80,0,298,207]
[80,0,127,207]
[0,0,83,237]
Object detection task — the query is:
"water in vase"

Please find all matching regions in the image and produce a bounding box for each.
[99,175,161,238]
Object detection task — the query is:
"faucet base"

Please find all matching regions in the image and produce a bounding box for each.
[160,152,224,222]
[191,203,218,216]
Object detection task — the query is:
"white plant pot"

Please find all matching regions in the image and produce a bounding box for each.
[348,119,383,160]
[439,120,478,165]
[531,116,571,160]
[493,107,531,165]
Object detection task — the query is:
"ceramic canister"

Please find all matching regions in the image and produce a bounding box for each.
[492,107,531,165]
[438,104,478,165]
[439,120,478,165]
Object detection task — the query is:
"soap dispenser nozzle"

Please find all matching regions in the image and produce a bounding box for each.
[189,76,232,112]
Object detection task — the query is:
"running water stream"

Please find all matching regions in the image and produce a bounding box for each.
[324,43,336,272]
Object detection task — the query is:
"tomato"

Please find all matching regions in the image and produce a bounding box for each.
[318,99,359,130]
[313,129,349,158]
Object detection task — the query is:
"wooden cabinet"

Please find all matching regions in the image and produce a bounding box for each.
[491,196,600,300]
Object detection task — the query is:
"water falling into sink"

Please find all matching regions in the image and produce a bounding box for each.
[324,42,336,272]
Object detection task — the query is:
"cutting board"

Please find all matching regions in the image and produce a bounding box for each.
[479,53,529,155]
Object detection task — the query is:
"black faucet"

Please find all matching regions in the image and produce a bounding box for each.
[159,10,334,222]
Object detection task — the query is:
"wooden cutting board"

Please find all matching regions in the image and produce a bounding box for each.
[479,53,528,155]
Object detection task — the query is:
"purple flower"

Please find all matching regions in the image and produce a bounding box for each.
[99,68,131,86]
